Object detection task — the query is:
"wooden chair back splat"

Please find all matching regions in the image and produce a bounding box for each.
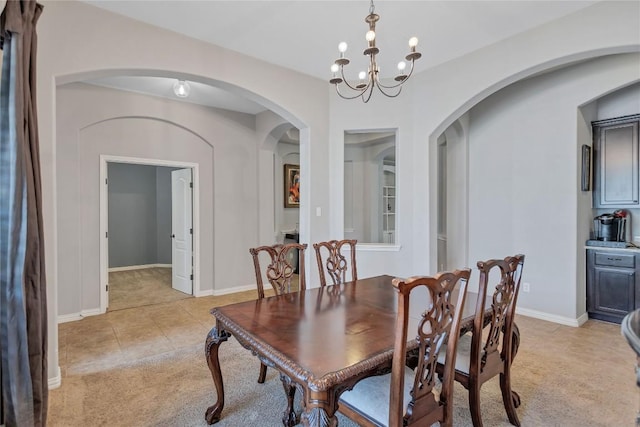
[250,243,307,299]
[438,254,525,427]
[338,269,471,427]
[313,239,357,287]
[248,242,307,384]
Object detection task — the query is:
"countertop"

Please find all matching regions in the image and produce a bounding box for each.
[585,244,640,253]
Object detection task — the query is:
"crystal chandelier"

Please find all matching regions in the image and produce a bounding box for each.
[329,0,421,103]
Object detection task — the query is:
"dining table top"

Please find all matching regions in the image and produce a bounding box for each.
[205,274,489,426]
[211,274,480,387]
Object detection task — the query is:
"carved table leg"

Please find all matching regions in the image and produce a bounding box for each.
[299,389,338,427]
[300,407,338,427]
[204,326,230,424]
[279,373,299,427]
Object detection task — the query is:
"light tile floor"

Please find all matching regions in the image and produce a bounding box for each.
[58,289,260,376]
[55,285,640,426]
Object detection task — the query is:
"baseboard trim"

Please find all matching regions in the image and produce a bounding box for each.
[195,289,214,297]
[58,313,83,323]
[575,312,589,326]
[516,307,585,327]
[108,264,171,272]
[58,308,104,324]
[48,365,61,389]
[212,284,257,296]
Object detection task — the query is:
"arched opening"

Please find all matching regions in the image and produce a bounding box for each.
[54,69,310,320]
[430,52,639,322]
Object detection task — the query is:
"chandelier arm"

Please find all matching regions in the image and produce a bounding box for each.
[373,73,401,92]
[370,71,402,98]
[375,60,417,90]
[362,81,376,103]
[375,84,402,98]
[335,84,371,100]
[339,66,372,93]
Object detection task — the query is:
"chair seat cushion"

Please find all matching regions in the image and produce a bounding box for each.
[339,366,415,425]
[438,332,472,374]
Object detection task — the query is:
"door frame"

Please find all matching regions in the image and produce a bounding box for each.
[99,155,200,313]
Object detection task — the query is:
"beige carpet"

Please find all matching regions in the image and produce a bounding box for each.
[49,292,639,426]
[108,267,191,311]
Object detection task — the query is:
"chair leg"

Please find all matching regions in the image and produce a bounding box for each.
[258,362,267,384]
[468,381,483,427]
[280,373,299,427]
[499,371,521,427]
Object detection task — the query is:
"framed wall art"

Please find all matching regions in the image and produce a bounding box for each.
[284,164,300,208]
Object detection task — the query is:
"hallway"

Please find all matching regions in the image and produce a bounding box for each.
[108,267,190,311]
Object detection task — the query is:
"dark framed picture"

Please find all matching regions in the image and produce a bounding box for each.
[581,144,591,191]
[284,164,300,208]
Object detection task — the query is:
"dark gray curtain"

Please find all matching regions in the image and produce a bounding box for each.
[0,1,47,426]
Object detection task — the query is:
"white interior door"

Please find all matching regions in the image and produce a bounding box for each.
[171,168,193,295]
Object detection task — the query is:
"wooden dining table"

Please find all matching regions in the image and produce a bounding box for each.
[204,275,519,427]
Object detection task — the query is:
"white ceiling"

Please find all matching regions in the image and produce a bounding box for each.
[79,0,599,114]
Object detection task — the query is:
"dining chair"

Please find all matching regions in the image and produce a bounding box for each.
[249,242,307,383]
[313,239,357,286]
[338,269,471,427]
[437,254,525,427]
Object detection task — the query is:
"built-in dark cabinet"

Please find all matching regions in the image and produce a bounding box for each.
[592,114,640,208]
[587,249,640,323]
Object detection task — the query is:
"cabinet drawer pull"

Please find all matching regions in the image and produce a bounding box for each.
[593,252,635,267]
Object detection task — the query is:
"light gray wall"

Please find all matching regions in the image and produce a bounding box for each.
[108,163,158,268]
[330,94,415,281]
[56,82,260,316]
[330,19,638,325]
[41,0,331,380]
[464,54,639,320]
[596,83,640,120]
[36,0,639,382]
[106,163,179,268]
[443,114,470,274]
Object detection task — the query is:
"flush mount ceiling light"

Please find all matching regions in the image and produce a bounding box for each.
[329,0,421,103]
[173,80,191,98]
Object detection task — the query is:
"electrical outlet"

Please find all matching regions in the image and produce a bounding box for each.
[522,282,530,293]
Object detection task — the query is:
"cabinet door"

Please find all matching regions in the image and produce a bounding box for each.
[593,117,640,207]
[590,266,635,319]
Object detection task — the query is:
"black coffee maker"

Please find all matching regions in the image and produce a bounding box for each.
[594,210,628,242]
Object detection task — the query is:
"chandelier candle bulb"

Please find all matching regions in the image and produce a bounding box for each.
[329,0,421,102]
